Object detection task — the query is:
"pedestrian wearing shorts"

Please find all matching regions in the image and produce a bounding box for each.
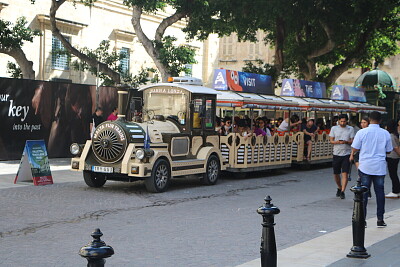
[351,111,393,227]
[329,114,355,199]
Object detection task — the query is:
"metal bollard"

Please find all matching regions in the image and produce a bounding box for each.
[79,228,114,267]
[346,178,370,259]
[257,195,280,267]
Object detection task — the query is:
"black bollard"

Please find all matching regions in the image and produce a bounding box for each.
[79,228,114,267]
[346,178,370,259]
[257,195,280,267]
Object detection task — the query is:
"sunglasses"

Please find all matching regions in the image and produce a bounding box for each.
[225,121,232,124]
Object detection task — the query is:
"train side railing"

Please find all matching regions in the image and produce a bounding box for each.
[291,130,333,163]
[220,133,292,171]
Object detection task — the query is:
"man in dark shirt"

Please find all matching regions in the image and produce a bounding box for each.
[90,108,104,138]
[301,118,317,161]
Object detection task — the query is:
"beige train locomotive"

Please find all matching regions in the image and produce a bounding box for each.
[71,78,225,192]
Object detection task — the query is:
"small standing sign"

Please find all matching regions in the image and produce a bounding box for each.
[14,140,53,186]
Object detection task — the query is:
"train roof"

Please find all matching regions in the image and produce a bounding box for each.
[140,83,385,113]
[139,83,217,95]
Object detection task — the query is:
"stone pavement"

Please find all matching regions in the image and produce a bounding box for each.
[2,158,399,266]
[0,158,74,189]
[237,208,400,267]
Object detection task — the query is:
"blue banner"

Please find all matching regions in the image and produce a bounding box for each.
[281,79,326,98]
[213,69,273,95]
[331,85,366,102]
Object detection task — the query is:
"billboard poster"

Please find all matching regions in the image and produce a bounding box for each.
[331,85,366,102]
[281,79,326,98]
[0,77,118,160]
[213,69,273,95]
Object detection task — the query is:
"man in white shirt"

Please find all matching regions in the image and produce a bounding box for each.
[351,111,393,227]
[329,114,355,199]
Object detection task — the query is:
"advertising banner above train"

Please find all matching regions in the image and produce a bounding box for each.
[280,79,327,98]
[212,69,273,95]
[330,85,366,102]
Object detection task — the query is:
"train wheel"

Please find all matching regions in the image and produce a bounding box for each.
[83,171,106,188]
[201,155,220,185]
[145,159,170,193]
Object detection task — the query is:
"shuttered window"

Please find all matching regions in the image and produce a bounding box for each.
[51,35,70,70]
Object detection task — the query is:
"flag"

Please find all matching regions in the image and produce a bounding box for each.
[144,124,151,149]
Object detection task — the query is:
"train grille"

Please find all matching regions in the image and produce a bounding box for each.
[92,125,128,163]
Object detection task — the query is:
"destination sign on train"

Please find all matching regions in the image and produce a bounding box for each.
[331,85,366,102]
[280,79,327,98]
[212,69,273,95]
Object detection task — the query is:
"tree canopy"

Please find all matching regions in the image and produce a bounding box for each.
[0,16,40,79]
[185,0,400,87]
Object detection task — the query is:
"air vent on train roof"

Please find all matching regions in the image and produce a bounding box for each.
[167,76,203,86]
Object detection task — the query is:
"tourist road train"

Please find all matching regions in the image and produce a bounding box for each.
[70,77,385,192]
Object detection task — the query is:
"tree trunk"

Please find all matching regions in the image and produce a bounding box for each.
[50,0,120,84]
[0,47,35,79]
[274,17,285,75]
[131,5,186,82]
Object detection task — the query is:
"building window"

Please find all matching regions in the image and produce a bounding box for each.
[51,35,70,70]
[184,64,193,76]
[120,47,130,75]
[221,35,236,59]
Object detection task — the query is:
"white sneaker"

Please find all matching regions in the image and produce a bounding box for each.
[385,192,400,198]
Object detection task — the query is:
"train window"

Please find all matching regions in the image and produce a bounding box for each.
[146,91,187,123]
[193,98,203,129]
[205,99,214,129]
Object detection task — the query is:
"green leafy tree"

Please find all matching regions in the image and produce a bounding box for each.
[56,40,158,87]
[6,61,23,79]
[126,0,200,81]
[0,17,40,79]
[45,0,198,83]
[155,36,197,77]
[185,0,400,88]
[47,0,121,84]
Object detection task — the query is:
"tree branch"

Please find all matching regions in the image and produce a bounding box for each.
[50,0,120,84]
[307,21,335,59]
[155,11,186,42]
[0,47,35,79]
[131,5,171,81]
[324,8,386,87]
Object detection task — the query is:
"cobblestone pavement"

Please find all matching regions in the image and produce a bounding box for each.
[1,161,399,266]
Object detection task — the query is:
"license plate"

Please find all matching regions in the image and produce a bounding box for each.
[92,166,113,173]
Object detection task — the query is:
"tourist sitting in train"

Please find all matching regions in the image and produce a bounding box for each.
[302,118,318,161]
[215,116,222,132]
[275,117,283,129]
[277,114,301,133]
[253,118,267,136]
[316,118,326,131]
[255,117,272,137]
[237,119,253,140]
[220,116,233,136]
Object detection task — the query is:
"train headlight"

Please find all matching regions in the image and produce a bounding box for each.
[135,149,145,160]
[70,143,82,156]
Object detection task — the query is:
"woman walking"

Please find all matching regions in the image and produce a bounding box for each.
[385,120,400,198]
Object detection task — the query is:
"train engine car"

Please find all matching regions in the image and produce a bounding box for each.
[71,80,225,192]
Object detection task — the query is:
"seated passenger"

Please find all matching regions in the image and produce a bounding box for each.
[237,119,253,140]
[301,119,317,161]
[254,117,271,136]
[220,116,233,136]
[316,118,326,131]
[277,114,301,132]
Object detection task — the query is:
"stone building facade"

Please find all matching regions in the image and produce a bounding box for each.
[0,0,204,85]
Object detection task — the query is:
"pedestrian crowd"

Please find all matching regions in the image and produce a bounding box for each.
[217,112,400,227]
